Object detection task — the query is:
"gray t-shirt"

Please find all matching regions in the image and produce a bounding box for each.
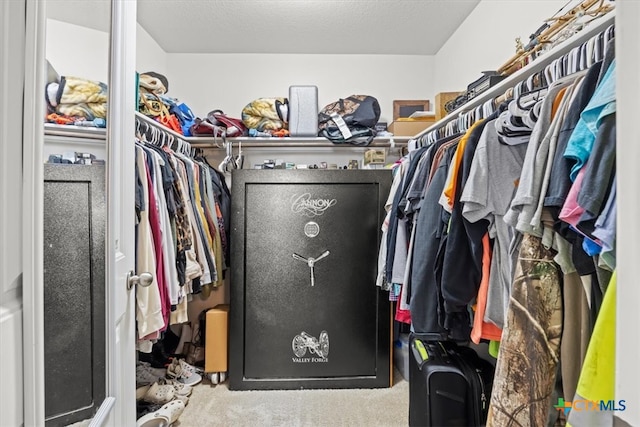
[461,120,527,328]
[530,80,582,230]
[504,74,583,235]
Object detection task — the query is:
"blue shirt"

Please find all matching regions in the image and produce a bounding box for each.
[564,59,616,181]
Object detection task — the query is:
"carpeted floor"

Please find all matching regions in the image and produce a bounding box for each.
[175,371,409,427]
[67,372,409,427]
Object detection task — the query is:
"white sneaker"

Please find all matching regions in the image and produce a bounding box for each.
[176,358,199,375]
[166,359,202,386]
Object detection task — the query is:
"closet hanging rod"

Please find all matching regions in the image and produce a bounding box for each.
[135,111,196,156]
[135,111,187,141]
[188,136,411,149]
[416,9,615,139]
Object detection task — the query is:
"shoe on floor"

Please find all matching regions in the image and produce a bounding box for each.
[138,361,167,376]
[173,394,190,406]
[161,399,186,424]
[136,362,167,386]
[142,382,176,405]
[136,412,170,427]
[137,399,185,427]
[166,359,202,386]
[175,358,200,375]
[136,401,162,420]
[158,377,192,397]
[136,384,151,401]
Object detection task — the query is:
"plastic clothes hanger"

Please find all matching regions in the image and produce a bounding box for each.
[517,86,548,111]
[594,32,604,62]
[183,140,192,156]
[153,127,160,146]
[580,42,588,71]
[483,99,495,118]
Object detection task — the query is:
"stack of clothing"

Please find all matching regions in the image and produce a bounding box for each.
[45,75,108,124]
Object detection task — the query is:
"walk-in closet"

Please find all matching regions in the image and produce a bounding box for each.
[2,1,639,426]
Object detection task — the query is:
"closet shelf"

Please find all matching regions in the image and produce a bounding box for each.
[45,116,411,149]
[135,112,410,149]
[44,123,107,141]
[416,9,616,138]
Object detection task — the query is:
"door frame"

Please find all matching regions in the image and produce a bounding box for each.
[615,5,640,426]
[21,0,140,425]
[22,0,46,424]
[101,0,138,425]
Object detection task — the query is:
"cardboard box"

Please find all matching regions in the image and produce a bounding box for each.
[205,304,229,373]
[388,117,436,136]
[435,91,464,120]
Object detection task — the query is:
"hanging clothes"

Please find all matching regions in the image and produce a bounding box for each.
[486,232,563,427]
[133,124,231,344]
[135,145,165,339]
[408,138,459,338]
[461,110,528,330]
[377,24,617,425]
[567,271,617,427]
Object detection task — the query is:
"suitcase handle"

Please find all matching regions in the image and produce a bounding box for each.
[411,339,429,369]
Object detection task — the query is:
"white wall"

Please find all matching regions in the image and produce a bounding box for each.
[43,21,166,159]
[136,23,168,75]
[166,53,435,123]
[45,20,169,83]
[46,20,434,125]
[46,19,110,83]
[434,0,571,93]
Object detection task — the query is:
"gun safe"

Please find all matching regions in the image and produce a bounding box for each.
[43,164,106,426]
[229,169,392,390]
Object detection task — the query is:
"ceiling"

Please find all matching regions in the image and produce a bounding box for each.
[46,0,480,56]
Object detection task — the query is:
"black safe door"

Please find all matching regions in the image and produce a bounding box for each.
[230,170,391,390]
[43,164,106,426]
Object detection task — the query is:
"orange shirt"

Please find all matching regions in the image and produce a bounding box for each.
[442,120,485,209]
[470,233,502,344]
[551,87,568,120]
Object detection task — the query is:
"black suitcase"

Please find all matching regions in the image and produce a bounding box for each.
[409,337,494,427]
